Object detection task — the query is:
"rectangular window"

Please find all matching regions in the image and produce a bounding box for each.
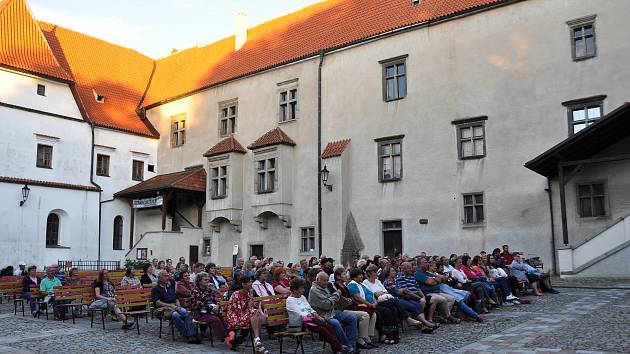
[211,165,228,199]
[279,88,298,122]
[256,158,276,193]
[457,122,486,159]
[219,101,237,137]
[171,114,186,147]
[37,84,46,96]
[377,137,403,182]
[567,15,596,61]
[132,160,144,181]
[380,56,407,101]
[148,164,155,172]
[36,144,53,168]
[463,193,485,225]
[577,183,606,218]
[569,104,602,135]
[300,227,316,253]
[96,154,110,176]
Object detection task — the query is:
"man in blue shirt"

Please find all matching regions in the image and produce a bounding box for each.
[395,262,439,324]
[151,272,200,344]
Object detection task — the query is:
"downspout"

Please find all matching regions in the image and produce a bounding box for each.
[317,50,325,257]
[89,124,103,267]
[546,178,558,275]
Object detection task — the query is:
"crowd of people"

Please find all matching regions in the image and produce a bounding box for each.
[0,244,558,353]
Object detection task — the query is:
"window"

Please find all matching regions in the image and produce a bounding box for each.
[96,154,110,176]
[211,165,228,198]
[148,164,155,172]
[256,158,276,193]
[382,220,403,258]
[380,55,407,101]
[568,102,602,135]
[279,88,298,122]
[376,136,403,182]
[300,227,316,253]
[36,144,53,168]
[37,84,46,96]
[577,183,606,218]
[219,101,237,136]
[171,114,186,147]
[457,122,486,159]
[132,160,144,181]
[113,216,123,250]
[567,15,596,61]
[46,213,59,246]
[463,193,485,225]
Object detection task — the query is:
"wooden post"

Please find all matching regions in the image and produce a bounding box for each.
[161,192,168,231]
[196,197,205,227]
[129,199,135,249]
[558,164,569,246]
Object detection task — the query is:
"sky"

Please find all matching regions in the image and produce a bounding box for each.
[28,0,322,58]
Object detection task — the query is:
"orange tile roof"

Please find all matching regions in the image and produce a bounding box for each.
[0,0,71,81]
[0,175,100,192]
[248,127,296,150]
[322,139,351,159]
[204,136,247,157]
[114,167,206,197]
[38,22,158,137]
[143,0,503,107]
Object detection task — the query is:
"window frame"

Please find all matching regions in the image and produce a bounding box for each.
[36,144,53,169]
[562,95,605,136]
[218,99,238,137]
[375,135,404,183]
[46,213,60,246]
[575,182,608,218]
[132,159,144,181]
[256,157,277,194]
[113,216,123,250]
[170,113,186,148]
[278,86,299,123]
[96,154,110,177]
[453,117,487,160]
[210,165,229,199]
[300,227,316,254]
[462,192,485,226]
[379,55,408,102]
[567,15,597,61]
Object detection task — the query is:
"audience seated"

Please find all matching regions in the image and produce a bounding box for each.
[252,269,275,297]
[93,269,133,329]
[121,267,141,287]
[331,266,371,348]
[190,272,228,342]
[40,265,64,320]
[175,271,195,303]
[225,276,270,353]
[272,267,291,295]
[140,263,157,286]
[21,265,40,317]
[151,272,200,344]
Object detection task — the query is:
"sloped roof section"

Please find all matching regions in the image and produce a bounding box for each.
[0,0,71,81]
[248,127,296,150]
[322,139,351,159]
[114,167,206,198]
[204,136,247,157]
[38,22,158,137]
[143,0,504,107]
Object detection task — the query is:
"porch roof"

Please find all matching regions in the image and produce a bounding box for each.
[114,167,206,198]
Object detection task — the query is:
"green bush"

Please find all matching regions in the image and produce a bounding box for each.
[124,258,150,270]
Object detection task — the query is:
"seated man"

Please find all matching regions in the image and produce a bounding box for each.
[508,252,558,295]
[39,265,64,320]
[151,272,200,344]
[309,272,359,354]
[394,262,439,325]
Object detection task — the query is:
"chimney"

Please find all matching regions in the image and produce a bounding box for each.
[235,12,248,51]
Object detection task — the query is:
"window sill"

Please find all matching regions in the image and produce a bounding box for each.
[96,174,110,177]
[380,178,401,183]
[36,166,52,169]
[171,144,185,149]
[113,248,124,251]
[256,190,276,195]
[460,155,485,160]
[578,215,609,221]
[278,119,298,125]
[46,245,71,249]
[573,54,596,62]
[132,178,144,182]
[462,223,486,229]
[384,96,406,103]
[210,195,227,200]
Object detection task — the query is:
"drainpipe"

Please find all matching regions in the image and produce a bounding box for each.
[89,124,103,268]
[546,178,558,275]
[317,50,325,258]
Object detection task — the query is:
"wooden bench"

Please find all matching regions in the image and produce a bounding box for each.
[53,285,85,324]
[116,287,152,335]
[262,296,309,354]
[0,276,22,304]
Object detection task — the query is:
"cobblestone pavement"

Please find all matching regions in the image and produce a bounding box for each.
[0,288,628,354]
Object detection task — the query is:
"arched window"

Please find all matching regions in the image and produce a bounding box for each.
[46,213,59,246]
[113,216,123,250]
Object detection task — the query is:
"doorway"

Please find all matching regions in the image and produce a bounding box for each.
[382,220,402,258]
[250,244,264,259]
[189,245,199,265]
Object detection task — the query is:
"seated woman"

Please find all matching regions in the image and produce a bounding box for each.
[471,255,511,303]
[140,263,157,286]
[191,272,228,342]
[272,267,291,295]
[64,267,80,285]
[449,258,491,313]
[332,266,372,345]
[459,256,499,305]
[286,277,345,353]
[226,276,270,354]
[175,271,195,306]
[252,269,275,297]
[121,267,141,287]
[93,269,133,329]
[381,264,437,332]
[21,265,41,317]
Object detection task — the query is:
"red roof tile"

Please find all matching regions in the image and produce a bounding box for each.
[247,127,296,150]
[143,0,503,107]
[322,139,351,159]
[0,0,71,81]
[203,136,247,157]
[114,167,206,197]
[0,175,100,192]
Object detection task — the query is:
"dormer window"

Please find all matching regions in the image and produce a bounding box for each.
[93,89,105,103]
[37,84,46,96]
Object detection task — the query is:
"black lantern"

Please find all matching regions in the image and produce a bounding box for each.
[321,165,332,191]
[19,184,30,207]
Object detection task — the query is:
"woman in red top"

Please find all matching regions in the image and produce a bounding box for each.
[272,267,291,295]
[175,271,195,305]
[226,276,270,353]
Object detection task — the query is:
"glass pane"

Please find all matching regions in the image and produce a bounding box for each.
[460,127,472,139]
[387,78,395,99]
[211,168,218,177]
[280,104,287,122]
[381,144,391,155]
[382,157,392,179]
[392,143,401,155]
[593,197,606,216]
[573,123,586,134]
[474,139,484,156]
[180,120,185,128]
[575,38,585,57]
[461,140,473,157]
[221,166,227,176]
[573,28,583,38]
[268,171,275,191]
[464,206,474,224]
[212,180,218,195]
[309,238,315,251]
[290,89,297,100]
[221,108,228,118]
[585,36,595,56]
[393,156,401,178]
[280,91,287,102]
[258,160,265,171]
[584,25,593,36]
[578,185,591,197]
[572,109,586,122]
[386,66,395,77]
[579,198,592,217]
[269,158,276,169]
[475,206,484,222]
[290,102,297,119]
[473,126,484,137]
[396,64,405,75]
[302,238,307,252]
[587,106,601,119]
[474,194,483,204]
[229,106,236,116]
[592,184,604,195]
[258,173,266,191]
[220,120,227,135]
[463,195,473,205]
[181,131,185,144]
[397,76,406,97]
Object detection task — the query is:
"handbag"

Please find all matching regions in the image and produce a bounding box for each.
[88,299,109,310]
[377,293,395,303]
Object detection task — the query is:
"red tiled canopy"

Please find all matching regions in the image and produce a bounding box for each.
[114,167,206,198]
[322,139,351,159]
[204,135,247,157]
[248,127,296,150]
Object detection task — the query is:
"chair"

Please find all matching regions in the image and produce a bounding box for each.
[263,296,309,354]
[116,287,152,335]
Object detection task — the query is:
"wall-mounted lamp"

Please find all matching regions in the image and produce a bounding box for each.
[19,184,30,207]
[320,165,333,191]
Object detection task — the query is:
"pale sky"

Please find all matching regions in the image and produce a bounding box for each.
[28,0,322,58]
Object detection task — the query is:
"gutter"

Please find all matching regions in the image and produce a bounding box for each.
[317,50,326,258]
[89,124,103,267]
[546,178,558,275]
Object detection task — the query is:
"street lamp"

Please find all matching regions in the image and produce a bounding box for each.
[321,165,332,191]
[19,184,30,207]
